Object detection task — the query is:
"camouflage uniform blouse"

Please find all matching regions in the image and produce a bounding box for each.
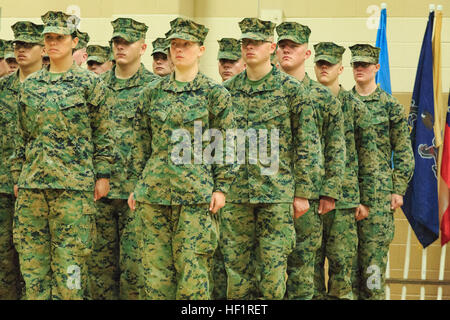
[0,71,20,194]
[11,63,114,191]
[223,66,320,204]
[101,63,159,199]
[352,85,414,199]
[131,72,237,205]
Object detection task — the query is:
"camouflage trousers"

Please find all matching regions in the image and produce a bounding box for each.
[211,242,227,300]
[13,189,96,300]
[87,198,120,300]
[313,207,358,300]
[88,198,143,300]
[0,193,23,300]
[220,203,295,300]
[286,200,321,300]
[352,194,394,300]
[137,202,218,300]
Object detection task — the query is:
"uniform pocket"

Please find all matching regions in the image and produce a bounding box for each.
[183,106,209,124]
[193,207,219,256]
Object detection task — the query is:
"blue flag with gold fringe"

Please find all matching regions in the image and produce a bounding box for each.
[402,11,439,248]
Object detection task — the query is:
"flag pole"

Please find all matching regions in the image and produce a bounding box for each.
[401,226,412,300]
[435,3,445,301]
[420,248,428,300]
[437,244,447,300]
[386,254,391,300]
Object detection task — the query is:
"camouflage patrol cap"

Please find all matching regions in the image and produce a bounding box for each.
[151,37,170,56]
[349,44,380,64]
[217,38,241,61]
[313,42,345,64]
[166,17,209,43]
[75,30,90,49]
[11,21,44,45]
[41,11,78,35]
[87,45,111,64]
[111,18,148,43]
[239,18,275,41]
[276,22,311,44]
[4,41,15,60]
[0,39,6,59]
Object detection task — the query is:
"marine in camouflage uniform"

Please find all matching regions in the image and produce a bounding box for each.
[0,21,46,300]
[73,29,89,67]
[11,11,114,300]
[349,44,414,300]
[311,42,378,300]
[86,45,113,75]
[275,22,346,300]
[211,36,246,300]
[87,18,159,300]
[130,17,237,300]
[0,40,10,78]
[4,41,18,75]
[220,18,320,300]
[151,37,173,77]
[217,38,245,82]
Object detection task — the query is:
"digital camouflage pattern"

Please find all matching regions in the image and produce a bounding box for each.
[87,198,121,300]
[87,63,158,300]
[0,39,5,58]
[239,18,275,41]
[11,21,44,45]
[317,208,358,300]
[13,189,96,300]
[41,11,77,36]
[313,42,345,65]
[11,63,114,190]
[0,71,20,195]
[131,71,235,300]
[0,194,22,300]
[111,18,148,43]
[151,37,170,56]
[166,17,209,43]
[286,73,345,300]
[217,38,241,61]
[313,87,379,300]
[220,203,295,300]
[223,66,320,203]
[286,200,321,300]
[102,63,158,200]
[137,203,219,299]
[351,85,414,300]
[221,65,320,300]
[4,41,15,60]
[276,22,311,45]
[335,87,378,208]
[301,73,345,200]
[131,72,237,205]
[87,45,111,64]
[349,44,380,64]
[75,30,90,50]
[352,193,394,300]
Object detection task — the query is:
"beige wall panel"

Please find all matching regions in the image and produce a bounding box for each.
[195,0,258,17]
[0,0,105,18]
[285,18,377,43]
[260,0,450,18]
[0,0,193,17]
